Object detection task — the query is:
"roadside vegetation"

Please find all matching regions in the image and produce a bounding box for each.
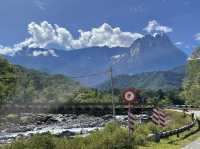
[139,125,200,149]
[180,47,200,105]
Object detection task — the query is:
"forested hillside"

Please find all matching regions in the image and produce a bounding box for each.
[13,66,81,103]
[181,47,200,105]
[0,56,113,104]
[0,56,16,104]
[98,66,185,91]
[0,56,81,104]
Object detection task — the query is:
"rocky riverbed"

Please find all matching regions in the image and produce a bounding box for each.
[0,113,115,144]
[0,113,149,144]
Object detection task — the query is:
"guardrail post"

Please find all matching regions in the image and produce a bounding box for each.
[183,108,186,117]
[191,113,195,121]
[154,133,160,143]
[197,119,200,130]
[177,133,180,138]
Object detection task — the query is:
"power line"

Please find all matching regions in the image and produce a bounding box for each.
[0,70,109,79]
[109,67,116,119]
[68,70,109,79]
[0,69,110,79]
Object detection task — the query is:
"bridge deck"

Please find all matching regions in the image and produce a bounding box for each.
[0,103,153,115]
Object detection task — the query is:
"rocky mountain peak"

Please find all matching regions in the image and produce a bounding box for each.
[130,33,174,57]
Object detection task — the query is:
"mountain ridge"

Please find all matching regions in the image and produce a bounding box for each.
[98,65,186,91]
[5,33,187,86]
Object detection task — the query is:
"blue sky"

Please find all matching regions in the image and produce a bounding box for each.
[0,0,200,55]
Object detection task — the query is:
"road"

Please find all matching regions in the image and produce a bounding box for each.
[181,110,200,149]
[168,109,200,149]
[182,137,200,149]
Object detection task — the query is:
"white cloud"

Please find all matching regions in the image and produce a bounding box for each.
[143,20,173,33]
[175,42,183,46]
[0,38,36,56]
[111,54,126,64]
[72,23,143,49]
[0,21,143,56]
[0,45,13,56]
[32,49,58,57]
[194,33,200,41]
[27,21,73,49]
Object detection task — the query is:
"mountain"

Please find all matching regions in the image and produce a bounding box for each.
[6,47,128,86]
[113,33,187,74]
[5,33,187,86]
[98,66,186,91]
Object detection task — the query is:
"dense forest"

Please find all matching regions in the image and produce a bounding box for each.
[181,47,200,105]
[0,56,16,104]
[0,56,114,104]
[98,66,185,91]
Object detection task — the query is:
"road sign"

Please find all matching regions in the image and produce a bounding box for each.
[122,88,138,148]
[151,108,167,127]
[128,112,135,131]
[122,88,137,103]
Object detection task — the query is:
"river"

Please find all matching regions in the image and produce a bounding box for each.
[0,113,128,144]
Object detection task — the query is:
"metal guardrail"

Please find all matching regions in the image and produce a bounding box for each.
[165,105,200,110]
[159,121,196,138]
[153,114,198,142]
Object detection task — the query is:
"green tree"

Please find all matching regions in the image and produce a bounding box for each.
[181,47,200,105]
[0,56,16,104]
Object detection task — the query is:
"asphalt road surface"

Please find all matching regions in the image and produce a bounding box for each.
[182,137,200,149]
[181,110,200,149]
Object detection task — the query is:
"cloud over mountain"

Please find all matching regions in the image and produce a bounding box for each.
[175,42,183,46]
[72,23,143,49]
[0,21,143,56]
[143,20,173,33]
[32,49,58,57]
[0,20,174,56]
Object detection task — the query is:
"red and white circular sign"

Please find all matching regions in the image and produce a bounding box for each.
[124,91,135,102]
[122,88,137,103]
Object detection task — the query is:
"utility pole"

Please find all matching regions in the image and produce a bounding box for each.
[109,66,115,119]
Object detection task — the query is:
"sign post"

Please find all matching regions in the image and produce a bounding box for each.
[122,88,137,148]
[109,67,115,119]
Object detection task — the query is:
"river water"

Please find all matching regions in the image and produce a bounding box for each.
[0,113,128,144]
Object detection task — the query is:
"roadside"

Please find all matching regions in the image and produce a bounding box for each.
[181,110,200,149]
[182,137,200,149]
[139,109,200,149]
[139,126,200,149]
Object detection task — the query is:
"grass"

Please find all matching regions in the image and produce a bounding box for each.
[139,125,200,149]
[138,109,200,149]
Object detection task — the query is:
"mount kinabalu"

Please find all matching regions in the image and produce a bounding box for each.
[112,33,187,75]
[5,33,187,86]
